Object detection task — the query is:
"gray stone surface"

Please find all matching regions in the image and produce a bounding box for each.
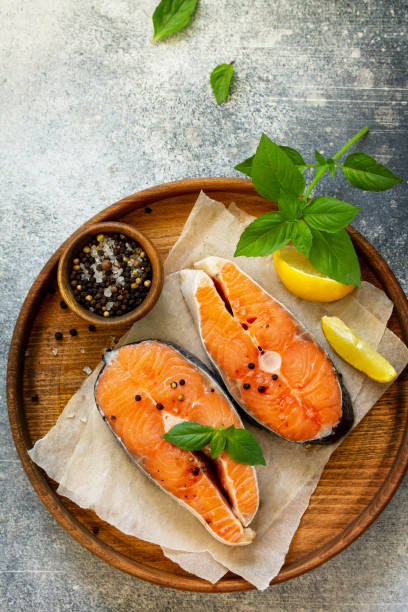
[1,0,407,610]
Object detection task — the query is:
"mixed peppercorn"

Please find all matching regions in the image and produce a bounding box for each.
[70,232,152,318]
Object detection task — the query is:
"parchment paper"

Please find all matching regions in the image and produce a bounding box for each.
[29,192,408,590]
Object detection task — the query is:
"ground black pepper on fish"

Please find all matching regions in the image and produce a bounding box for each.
[69,233,153,318]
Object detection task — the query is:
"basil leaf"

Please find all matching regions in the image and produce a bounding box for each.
[251,134,306,201]
[292,220,312,258]
[224,428,266,466]
[210,63,234,105]
[278,190,302,221]
[314,150,326,165]
[304,197,361,233]
[210,432,226,458]
[329,164,336,178]
[162,421,214,450]
[235,155,254,177]
[235,146,306,178]
[234,212,294,257]
[308,228,361,286]
[152,0,198,42]
[280,146,306,167]
[342,152,403,191]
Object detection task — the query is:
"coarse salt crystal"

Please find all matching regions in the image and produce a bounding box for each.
[52,348,58,356]
[80,416,87,423]
[106,301,114,311]
[80,348,86,354]
[25,350,30,357]
[104,287,112,298]
[65,413,75,419]
[83,366,92,375]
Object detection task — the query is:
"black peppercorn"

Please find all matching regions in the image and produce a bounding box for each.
[272,374,278,380]
[135,394,142,401]
[69,328,78,337]
[156,403,164,410]
[243,382,250,390]
[258,385,266,393]
[54,332,63,340]
[145,207,152,213]
[179,379,186,386]
[31,393,39,402]
[248,362,255,369]
[192,467,200,475]
[60,301,68,309]
[88,324,96,332]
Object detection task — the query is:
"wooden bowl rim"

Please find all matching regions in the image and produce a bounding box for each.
[57,221,163,327]
[6,177,408,592]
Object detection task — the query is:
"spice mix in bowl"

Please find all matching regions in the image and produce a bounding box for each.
[58,222,163,327]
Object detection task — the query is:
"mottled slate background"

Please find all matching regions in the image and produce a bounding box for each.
[1,0,407,610]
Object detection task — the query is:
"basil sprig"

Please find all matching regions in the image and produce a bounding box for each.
[152,0,198,42]
[210,63,234,105]
[162,422,266,466]
[235,127,403,287]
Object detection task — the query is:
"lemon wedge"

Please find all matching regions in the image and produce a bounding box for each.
[321,315,397,383]
[273,245,356,302]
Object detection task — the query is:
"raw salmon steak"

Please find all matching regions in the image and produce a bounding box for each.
[180,257,353,444]
[94,340,259,546]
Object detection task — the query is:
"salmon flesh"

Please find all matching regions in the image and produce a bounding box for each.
[180,257,353,444]
[94,340,259,546]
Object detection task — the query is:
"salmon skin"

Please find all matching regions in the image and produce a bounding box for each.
[94,339,259,546]
[180,257,353,444]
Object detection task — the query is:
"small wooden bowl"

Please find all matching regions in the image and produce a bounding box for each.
[57,222,163,327]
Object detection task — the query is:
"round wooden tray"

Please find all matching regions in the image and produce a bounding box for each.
[7,178,408,592]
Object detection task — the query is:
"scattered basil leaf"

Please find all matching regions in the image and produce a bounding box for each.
[251,134,306,201]
[162,421,213,450]
[278,190,303,221]
[342,152,403,191]
[303,197,361,233]
[308,228,361,286]
[224,428,266,466]
[314,150,326,165]
[210,63,234,105]
[291,220,313,258]
[234,212,294,257]
[210,432,226,458]
[152,0,198,42]
[234,155,254,177]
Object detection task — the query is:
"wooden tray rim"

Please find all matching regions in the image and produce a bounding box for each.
[6,177,408,592]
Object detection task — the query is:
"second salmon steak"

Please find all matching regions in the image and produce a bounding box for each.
[180,257,353,444]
